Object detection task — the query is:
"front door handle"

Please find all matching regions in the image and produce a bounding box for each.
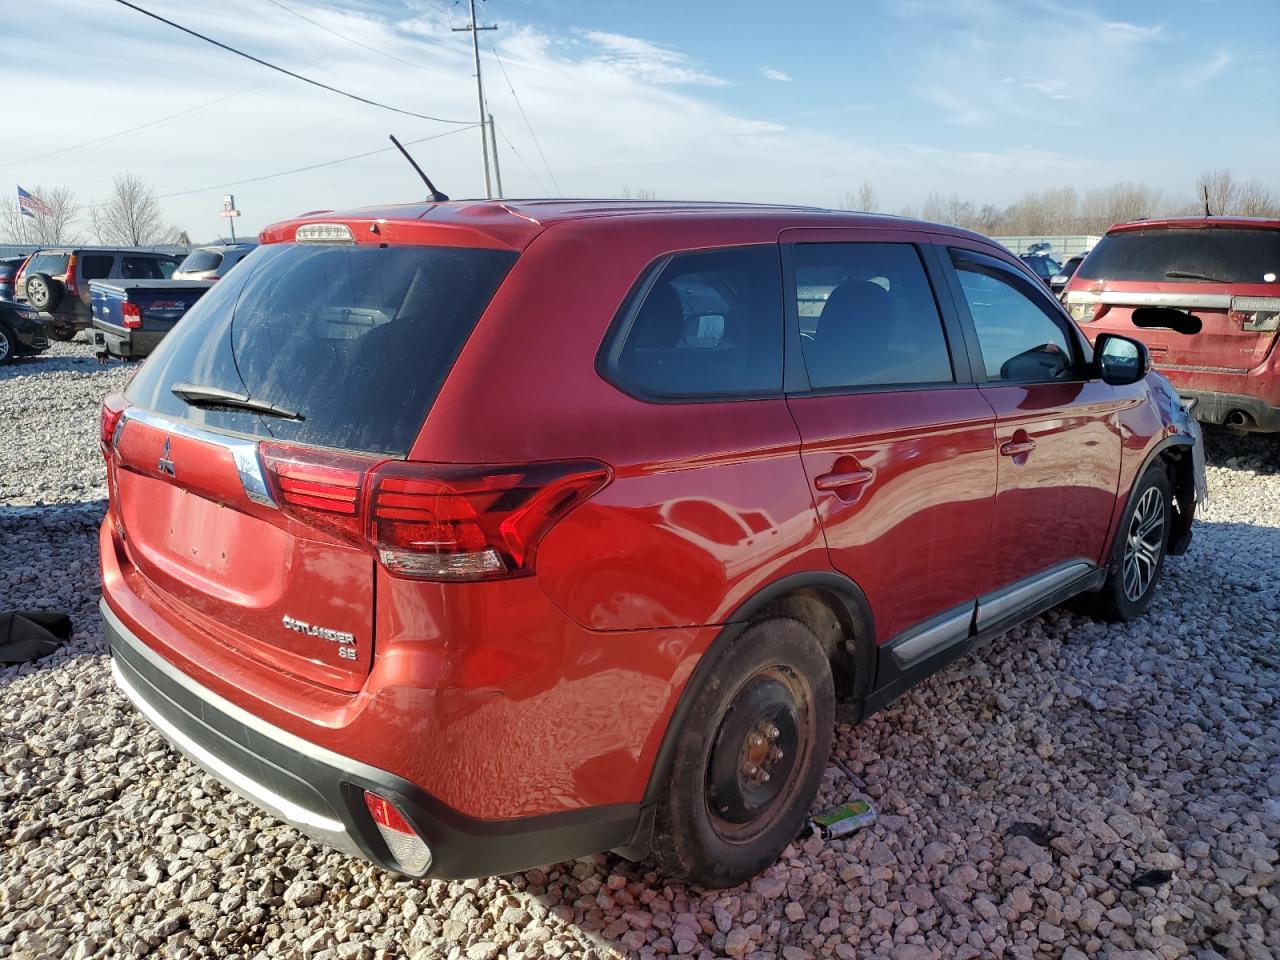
[999,436,1037,457]
[814,466,875,491]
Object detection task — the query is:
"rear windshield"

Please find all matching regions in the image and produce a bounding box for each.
[126,243,518,455]
[1078,227,1280,284]
[26,252,69,276]
[178,250,223,274]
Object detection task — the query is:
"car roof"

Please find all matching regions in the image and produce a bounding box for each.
[1107,216,1280,234]
[262,199,993,251]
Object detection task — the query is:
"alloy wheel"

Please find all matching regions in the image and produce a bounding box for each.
[0,328,10,362]
[1123,486,1165,602]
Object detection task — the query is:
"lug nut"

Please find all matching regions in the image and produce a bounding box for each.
[743,763,758,778]
[759,771,770,783]
[769,747,783,762]
[749,734,765,748]
[765,724,780,740]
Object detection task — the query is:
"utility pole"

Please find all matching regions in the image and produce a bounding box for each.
[488,114,503,198]
[453,0,497,199]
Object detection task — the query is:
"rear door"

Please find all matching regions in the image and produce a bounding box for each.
[781,229,998,655]
[942,243,1123,600]
[114,239,518,691]
[1066,225,1280,374]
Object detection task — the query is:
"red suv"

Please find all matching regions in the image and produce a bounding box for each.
[101,201,1203,888]
[1062,217,1280,431]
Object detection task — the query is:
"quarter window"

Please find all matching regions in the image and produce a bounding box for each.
[80,255,113,280]
[794,243,953,389]
[950,249,1077,383]
[609,246,783,398]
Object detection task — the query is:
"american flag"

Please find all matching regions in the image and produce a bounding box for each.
[17,186,52,219]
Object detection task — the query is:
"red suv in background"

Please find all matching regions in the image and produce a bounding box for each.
[100,201,1203,888]
[1062,217,1280,431]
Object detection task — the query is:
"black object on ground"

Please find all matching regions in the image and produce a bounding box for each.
[1008,821,1055,847]
[0,612,72,664]
[1131,868,1174,889]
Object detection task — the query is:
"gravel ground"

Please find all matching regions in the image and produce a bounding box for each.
[2,340,1277,960]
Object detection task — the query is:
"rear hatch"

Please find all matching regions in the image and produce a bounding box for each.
[1065,224,1280,372]
[111,237,517,690]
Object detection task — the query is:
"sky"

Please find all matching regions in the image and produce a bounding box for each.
[2,0,1278,239]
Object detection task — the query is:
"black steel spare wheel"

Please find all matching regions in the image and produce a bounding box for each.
[650,617,834,888]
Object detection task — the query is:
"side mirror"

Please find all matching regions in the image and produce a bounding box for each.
[1095,333,1149,386]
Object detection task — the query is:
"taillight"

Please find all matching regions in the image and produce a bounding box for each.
[363,791,431,873]
[121,302,142,329]
[64,253,78,296]
[1067,299,1103,323]
[1230,296,1280,333]
[13,255,31,291]
[368,460,609,580]
[258,444,609,581]
[100,393,130,454]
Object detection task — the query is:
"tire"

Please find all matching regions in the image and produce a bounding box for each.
[0,324,13,363]
[24,273,63,312]
[651,618,834,888]
[1085,463,1172,621]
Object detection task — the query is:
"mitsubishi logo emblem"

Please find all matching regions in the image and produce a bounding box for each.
[157,436,176,477]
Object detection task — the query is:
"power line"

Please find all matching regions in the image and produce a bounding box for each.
[490,45,561,196]
[261,0,468,79]
[493,123,550,196]
[156,125,479,199]
[110,0,473,125]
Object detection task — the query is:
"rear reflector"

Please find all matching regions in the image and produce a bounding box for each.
[363,791,431,874]
[122,301,142,329]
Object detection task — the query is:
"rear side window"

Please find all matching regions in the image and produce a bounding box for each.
[122,256,166,279]
[80,255,113,280]
[1079,227,1280,284]
[605,245,783,399]
[179,250,223,274]
[951,248,1077,382]
[794,243,953,389]
[126,243,518,455]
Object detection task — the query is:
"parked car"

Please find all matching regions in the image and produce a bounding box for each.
[1062,217,1280,431]
[1020,252,1063,287]
[100,201,1203,888]
[0,256,29,301]
[0,298,49,362]
[1049,254,1086,296]
[14,248,182,340]
[172,242,257,281]
[90,278,215,359]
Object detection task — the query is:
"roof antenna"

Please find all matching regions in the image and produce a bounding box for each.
[1203,183,1213,217]
[389,134,449,202]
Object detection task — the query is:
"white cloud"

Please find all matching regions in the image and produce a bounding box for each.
[1184,51,1232,87]
[760,67,793,82]
[576,30,727,87]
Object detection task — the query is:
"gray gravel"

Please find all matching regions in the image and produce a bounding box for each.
[2,340,1277,960]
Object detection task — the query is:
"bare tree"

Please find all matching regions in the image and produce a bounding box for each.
[0,185,80,244]
[1079,183,1163,233]
[856,181,878,213]
[1233,179,1280,217]
[1196,169,1236,217]
[98,173,172,245]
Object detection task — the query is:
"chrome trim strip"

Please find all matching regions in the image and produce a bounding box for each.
[977,561,1094,628]
[1064,291,1232,310]
[110,658,345,834]
[889,603,975,666]
[119,407,276,507]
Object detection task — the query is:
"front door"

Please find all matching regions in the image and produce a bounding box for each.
[943,244,1124,596]
[781,232,999,652]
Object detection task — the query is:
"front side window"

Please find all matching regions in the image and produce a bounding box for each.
[608,245,783,398]
[951,248,1077,383]
[795,242,953,389]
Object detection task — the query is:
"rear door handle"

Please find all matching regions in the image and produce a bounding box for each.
[999,438,1037,457]
[814,467,875,491]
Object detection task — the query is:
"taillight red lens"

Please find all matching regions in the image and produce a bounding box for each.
[100,393,130,453]
[368,460,609,580]
[259,442,381,541]
[64,253,78,296]
[121,301,142,329]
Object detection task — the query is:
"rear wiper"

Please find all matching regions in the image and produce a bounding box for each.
[1166,269,1226,283]
[171,382,303,420]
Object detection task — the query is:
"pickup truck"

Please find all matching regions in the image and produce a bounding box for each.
[89,279,213,359]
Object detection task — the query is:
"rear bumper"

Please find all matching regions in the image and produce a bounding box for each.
[92,322,163,359]
[1180,389,1280,432]
[104,599,643,878]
